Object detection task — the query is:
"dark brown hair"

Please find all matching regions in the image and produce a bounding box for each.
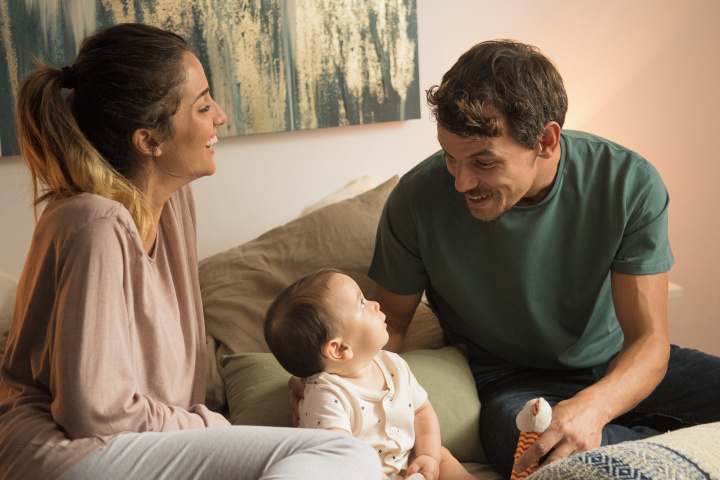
[264,268,343,378]
[427,40,568,149]
[16,23,191,237]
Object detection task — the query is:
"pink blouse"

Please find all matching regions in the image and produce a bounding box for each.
[0,185,229,480]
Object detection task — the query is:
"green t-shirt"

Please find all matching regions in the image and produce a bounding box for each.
[368,131,673,382]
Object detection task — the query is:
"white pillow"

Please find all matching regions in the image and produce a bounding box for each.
[299,175,376,216]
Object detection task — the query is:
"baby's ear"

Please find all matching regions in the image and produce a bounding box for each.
[324,338,353,362]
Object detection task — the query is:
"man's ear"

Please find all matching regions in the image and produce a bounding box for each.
[537,121,561,159]
[324,338,353,362]
[132,128,161,158]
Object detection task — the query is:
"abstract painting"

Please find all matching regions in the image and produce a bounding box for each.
[0,0,420,156]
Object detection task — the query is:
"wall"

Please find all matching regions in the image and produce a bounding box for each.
[1,0,718,354]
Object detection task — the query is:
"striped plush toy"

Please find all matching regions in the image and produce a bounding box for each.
[510,398,552,480]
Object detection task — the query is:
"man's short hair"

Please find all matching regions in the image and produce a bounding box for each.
[264,268,343,378]
[427,39,568,149]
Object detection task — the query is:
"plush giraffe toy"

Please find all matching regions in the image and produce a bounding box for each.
[510,397,552,480]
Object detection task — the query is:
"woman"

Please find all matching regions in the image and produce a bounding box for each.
[0,23,379,480]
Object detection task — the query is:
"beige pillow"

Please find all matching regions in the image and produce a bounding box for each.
[0,331,8,365]
[300,175,376,216]
[401,302,446,353]
[199,175,399,359]
[0,272,18,335]
[220,347,486,463]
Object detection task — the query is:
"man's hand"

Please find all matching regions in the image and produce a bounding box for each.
[288,376,306,427]
[514,272,671,474]
[406,454,439,480]
[512,396,605,474]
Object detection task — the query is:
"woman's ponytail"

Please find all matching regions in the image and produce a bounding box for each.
[16,62,153,238]
[14,22,190,239]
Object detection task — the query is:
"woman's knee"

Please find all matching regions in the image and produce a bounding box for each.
[284,431,381,479]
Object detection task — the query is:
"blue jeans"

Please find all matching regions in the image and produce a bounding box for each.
[476,345,720,478]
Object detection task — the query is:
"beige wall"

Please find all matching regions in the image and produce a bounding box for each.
[1,0,718,353]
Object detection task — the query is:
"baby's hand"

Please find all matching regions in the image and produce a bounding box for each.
[406,454,439,480]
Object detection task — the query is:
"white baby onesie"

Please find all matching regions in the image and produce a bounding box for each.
[300,350,428,480]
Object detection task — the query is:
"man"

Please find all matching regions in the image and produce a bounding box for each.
[367,40,720,477]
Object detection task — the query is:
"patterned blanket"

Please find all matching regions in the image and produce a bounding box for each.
[530,422,720,480]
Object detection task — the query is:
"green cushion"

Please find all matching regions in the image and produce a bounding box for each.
[401,347,484,463]
[219,346,485,463]
[220,352,294,428]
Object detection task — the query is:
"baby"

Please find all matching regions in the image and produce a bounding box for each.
[264,268,476,480]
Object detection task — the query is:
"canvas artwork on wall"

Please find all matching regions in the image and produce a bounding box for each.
[0,0,420,157]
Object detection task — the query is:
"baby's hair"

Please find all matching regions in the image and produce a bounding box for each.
[264,268,344,378]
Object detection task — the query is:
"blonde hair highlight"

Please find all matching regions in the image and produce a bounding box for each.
[16,61,153,238]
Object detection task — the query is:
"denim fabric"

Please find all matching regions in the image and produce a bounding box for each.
[476,345,720,478]
[60,425,380,480]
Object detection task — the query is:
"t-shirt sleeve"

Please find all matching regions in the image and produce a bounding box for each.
[50,216,224,440]
[612,160,674,275]
[299,383,352,433]
[368,180,429,295]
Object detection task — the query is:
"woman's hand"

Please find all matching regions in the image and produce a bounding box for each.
[288,376,306,427]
